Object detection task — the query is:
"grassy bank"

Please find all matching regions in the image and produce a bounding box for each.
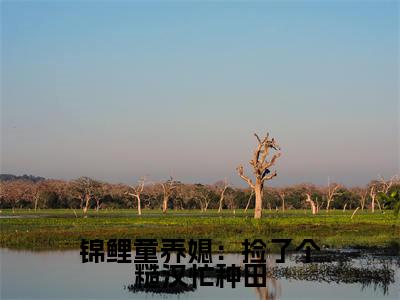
[0,209,399,252]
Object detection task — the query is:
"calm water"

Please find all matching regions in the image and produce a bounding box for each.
[1,249,399,300]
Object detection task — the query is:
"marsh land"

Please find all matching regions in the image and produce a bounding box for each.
[1,209,398,252]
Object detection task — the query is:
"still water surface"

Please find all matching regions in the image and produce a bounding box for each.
[1,249,399,299]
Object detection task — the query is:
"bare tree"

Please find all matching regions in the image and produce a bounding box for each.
[359,189,367,211]
[315,197,321,213]
[368,176,397,213]
[127,177,145,215]
[325,178,340,212]
[33,182,42,211]
[352,187,368,211]
[94,183,109,212]
[305,193,317,215]
[237,132,281,219]
[379,175,397,194]
[161,176,176,213]
[201,192,212,212]
[244,190,255,213]
[351,207,360,219]
[194,184,213,212]
[369,185,378,212]
[225,188,237,211]
[369,181,383,213]
[70,177,102,218]
[216,179,229,213]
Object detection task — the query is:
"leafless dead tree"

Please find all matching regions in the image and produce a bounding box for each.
[379,175,397,194]
[369,185,378,212]
[305,193,317,215]
[369,183,384,213]
[352,187,368,211]
[351,207,360,219]
[368,175,396,213]
[217,179,229,213]
[244,190,255,213]
[198,195,211,212]
[161,176,176,213]
[325,178,340,212]
[237,132,281,219]
[127,177,145,216]
[71,177,101,218]
[315,197,321,214]
[194,184,213,212]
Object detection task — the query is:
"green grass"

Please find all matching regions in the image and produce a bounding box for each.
[0,209,399,252]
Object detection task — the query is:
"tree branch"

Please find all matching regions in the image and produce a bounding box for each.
[262,152,282,170]
[236,166,255,188]
[262,170,277,182]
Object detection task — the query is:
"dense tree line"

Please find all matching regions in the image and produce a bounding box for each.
[1,174,399,214]
[0,174,45,182]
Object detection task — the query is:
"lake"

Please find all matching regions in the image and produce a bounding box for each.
[1,249,399,299]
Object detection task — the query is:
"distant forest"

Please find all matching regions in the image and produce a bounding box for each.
[0,174,399,212]
[0,174,45,182]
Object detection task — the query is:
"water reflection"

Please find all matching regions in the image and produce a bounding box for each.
[124,251,397,298]
[254,277,281,300]
[1,249,399,299]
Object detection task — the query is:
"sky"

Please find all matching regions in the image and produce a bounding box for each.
[1,0,399,187]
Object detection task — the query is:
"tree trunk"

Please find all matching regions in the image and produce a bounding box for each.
[306,194,316,215]
[254,181,263,219]
[351,207,360,219]
[162,196,168,213]
[311,202,316,215]
[218,194,224,213]
[83,194,90,218]
[199,202,204,212]
[371,195,375,213]
[137,195,142,215]
[376,198,382,211]
[244,201,250,213]
[244,191,253,213]
[236,132,281,219]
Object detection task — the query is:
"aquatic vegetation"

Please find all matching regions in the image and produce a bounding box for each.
[0,209,398,252]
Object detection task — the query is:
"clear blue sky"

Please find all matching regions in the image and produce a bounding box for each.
[1,1,398,186]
